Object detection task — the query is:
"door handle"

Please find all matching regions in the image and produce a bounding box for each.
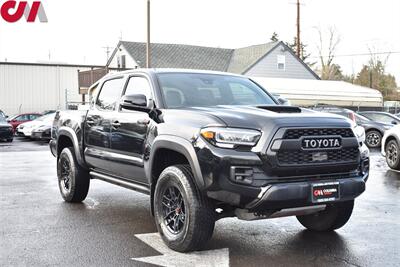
[137,119,150,125]
[112,121,121,128]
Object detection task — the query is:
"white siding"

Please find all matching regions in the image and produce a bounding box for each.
[108,44,138,69]
[245,43,317,80]
[0,64,92,115]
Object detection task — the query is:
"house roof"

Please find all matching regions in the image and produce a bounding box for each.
[113,41,233,71]
[227,42,280,74]
[107,40,319,79]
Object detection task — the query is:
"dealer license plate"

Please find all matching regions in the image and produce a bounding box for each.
[311,181,340,203]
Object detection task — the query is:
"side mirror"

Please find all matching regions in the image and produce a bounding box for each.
[392,121,397,125]
[120,94,153,112]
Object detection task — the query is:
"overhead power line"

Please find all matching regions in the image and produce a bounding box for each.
[311,51,400,59]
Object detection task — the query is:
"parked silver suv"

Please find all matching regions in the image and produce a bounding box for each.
[382,125,400,170]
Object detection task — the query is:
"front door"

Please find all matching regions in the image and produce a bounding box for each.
[84,77,125,172]
[109,75,154,184]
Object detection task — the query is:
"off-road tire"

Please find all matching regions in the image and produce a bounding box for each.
[385,139,400,170]
[297,200,354,231]
[365,130,382,148]
[154,164,215,252]
[57,147,90,203]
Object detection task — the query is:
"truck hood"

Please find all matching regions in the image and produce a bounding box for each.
[183,105,353,129]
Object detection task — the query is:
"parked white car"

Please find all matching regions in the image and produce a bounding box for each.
[16,113,55,138]
[381,125,400,170]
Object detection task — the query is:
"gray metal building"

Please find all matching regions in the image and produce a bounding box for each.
[0,62,103,115]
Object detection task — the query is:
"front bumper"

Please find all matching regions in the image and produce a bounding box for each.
[16,128,33,137]
[195,137,369,210]
[0,128,13,140]
[32,130,51,140]
[246,175,366,211]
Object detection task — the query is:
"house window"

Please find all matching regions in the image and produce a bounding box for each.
[120,55,126,69]
[277,55,285,70]
[117,55,126,69]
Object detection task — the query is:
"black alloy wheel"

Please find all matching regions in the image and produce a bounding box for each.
[385,140,400,170]
[365,130,382,148]
[162,186,186,234]
[59,157,72,195]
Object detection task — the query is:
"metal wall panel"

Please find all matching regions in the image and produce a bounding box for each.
[0,64,92,115]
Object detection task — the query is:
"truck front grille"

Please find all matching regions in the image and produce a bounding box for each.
[277,147,359,165]
[283,128,354,139]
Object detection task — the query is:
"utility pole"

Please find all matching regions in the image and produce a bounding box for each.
[102,46,112,64]
[296,0,301,57]
[146,0,151,68]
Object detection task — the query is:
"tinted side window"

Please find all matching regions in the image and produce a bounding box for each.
[96,78,124,111]
[366,114,394,124]
[124,76,152,99]
[16,115,29,121]
[30,114,40,120]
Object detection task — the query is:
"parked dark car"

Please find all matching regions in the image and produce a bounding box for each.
[7,113,42,132]
[359,111,400,125]
[51,69,369,252]
[0,116,14,142]
[354,113,392,148]
[310,106,356,122]
[310,106,392,148]
[31,125,51,141]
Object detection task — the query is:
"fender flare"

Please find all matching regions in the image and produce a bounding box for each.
[146,135,205,189]
[57,127,86,167]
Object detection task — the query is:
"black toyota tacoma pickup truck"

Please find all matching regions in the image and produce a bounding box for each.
[50,69,369,252]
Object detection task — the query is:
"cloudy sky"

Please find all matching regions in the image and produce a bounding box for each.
[0,0,399,81]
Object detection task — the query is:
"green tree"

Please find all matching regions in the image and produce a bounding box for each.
[269,33,315,67]
[270,32,279,42]
[315,27,342,80]
[354,60,397,97]
[286,37,316,67]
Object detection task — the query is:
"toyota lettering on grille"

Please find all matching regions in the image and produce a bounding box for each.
[302,137,341,149]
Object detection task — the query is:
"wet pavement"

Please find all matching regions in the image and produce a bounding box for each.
[1,138,399,266]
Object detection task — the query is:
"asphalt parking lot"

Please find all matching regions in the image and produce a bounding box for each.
[1,138,399,267]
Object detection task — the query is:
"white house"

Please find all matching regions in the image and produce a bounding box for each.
[107,41,320,80]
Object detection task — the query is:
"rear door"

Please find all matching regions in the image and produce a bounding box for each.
[108,75,154,183]
[84,77,125,172]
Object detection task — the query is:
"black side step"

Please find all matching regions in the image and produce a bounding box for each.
[90,171,150,195]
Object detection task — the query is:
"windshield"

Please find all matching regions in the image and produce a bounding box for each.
[355,113,371,123]
[362,113,400,124]
[0,116,6,123]
[35,114,54,122]
[157,73,277,108]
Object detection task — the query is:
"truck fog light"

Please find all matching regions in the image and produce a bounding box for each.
[361,160,369,175]
[230,166,254,185]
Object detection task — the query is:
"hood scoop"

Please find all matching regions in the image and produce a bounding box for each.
[257,105,301,113]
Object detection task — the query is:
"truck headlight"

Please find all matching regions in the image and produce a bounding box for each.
[200,127,261,148]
